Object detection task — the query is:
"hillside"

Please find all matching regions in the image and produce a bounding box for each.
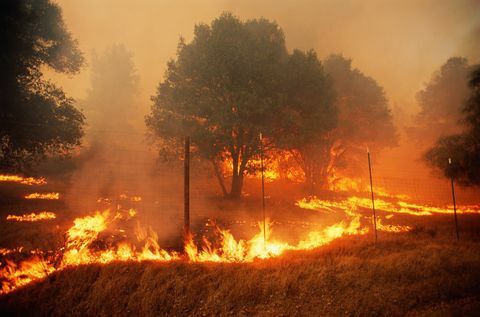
[1,233,480,316]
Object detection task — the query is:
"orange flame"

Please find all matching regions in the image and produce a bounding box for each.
[6,212,56,222]
[0,174,46,186]
[24,192,60,200]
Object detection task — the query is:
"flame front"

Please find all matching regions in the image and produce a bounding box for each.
[6,212,56,222]
[0,174,46,186]
[24,192,60,200]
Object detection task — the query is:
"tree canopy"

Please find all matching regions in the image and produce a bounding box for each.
[146,13,289,198]
[0,0,85,172]
[425,65,480,186]
[272,50,337,192]
[309,54,397,188]
[147,14,399,197]
[409,57,472,146]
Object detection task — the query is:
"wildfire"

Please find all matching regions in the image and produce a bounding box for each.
[297,196,480,217]
[0,203,369,294]
[0,174,46,186]
[327,173,410,200]
[6,212,56,222]
[24,192,60,200]
[0,257,54,294]
[376,218,411,233]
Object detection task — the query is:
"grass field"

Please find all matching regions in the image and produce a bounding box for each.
[1,229,480,317]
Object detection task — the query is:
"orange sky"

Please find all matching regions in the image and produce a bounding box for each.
[49,0,479,113]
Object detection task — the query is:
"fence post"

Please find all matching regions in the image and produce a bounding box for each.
[184,136,190,247]
[448,158,459,240]
[367,149,378,244]
[260,133,266,250]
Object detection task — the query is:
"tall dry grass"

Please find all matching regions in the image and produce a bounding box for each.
[1,231,480,316]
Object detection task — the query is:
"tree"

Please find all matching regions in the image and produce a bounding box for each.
[84,44,139,137]
[146,13,288,199]
[409,57,472,146]
[0,0,85,172]
[425,66,480,186]
[310,54,397,188]
[272,50,337,192]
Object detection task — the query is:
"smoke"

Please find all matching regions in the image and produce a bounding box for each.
[61,44,186,243]
[42,0,480,212]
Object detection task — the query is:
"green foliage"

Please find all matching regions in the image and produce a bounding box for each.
[0,0,85,172]
[146,13,289,198]
[425,66,480,186]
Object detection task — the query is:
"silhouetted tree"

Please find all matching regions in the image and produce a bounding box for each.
[146,13,288,199]
[425,66,480,186]
[84,44,139,138]
[273,50,337,192]
[409,57,473,146]
[0,0,85,172]
[316,54,397,186]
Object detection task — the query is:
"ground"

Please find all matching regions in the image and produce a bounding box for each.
[1,180,480,316]
[1,230,480,316]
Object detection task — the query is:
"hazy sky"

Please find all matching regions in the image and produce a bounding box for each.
[48,0,480,116]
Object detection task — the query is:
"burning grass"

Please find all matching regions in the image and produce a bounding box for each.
[1,234,479,316]
[1,190,479,295]
[0,206,367,294]
[6,212,56,222]
[0,175,46,186]
[24,192,60,200]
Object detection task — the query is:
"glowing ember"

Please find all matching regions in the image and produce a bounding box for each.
[0,174,46,186]
[6,212,56,222]
[376,218,411,233]
[118,193,142,202]
[24,192,60,200]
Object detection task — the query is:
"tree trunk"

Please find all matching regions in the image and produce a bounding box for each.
[211,159,228,197]
[229,172,244,199]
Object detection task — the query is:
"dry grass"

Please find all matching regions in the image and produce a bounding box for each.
[1,232,480,317]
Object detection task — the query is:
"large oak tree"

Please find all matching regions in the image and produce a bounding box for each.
[146,13,288,199]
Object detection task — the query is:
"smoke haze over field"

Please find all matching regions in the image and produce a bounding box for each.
[44,0,480,202]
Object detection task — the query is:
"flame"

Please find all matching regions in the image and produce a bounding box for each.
[185,215,366,263]
[297,196,480,217]
[60,210,179,267]
[1,205,369,293]
[0,257,54,294]
[327,173,409,200]
[0,174,46,186]
[3,180,478,294]
[376,218,411,233]
[185,221,289,262]
[24,192,60,200]
[6,212,56,222]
